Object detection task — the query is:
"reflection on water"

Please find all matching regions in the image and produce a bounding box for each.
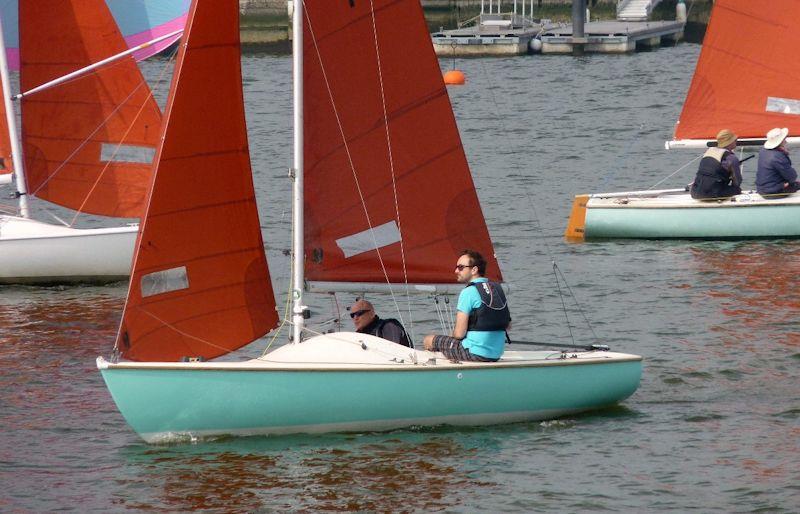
[115,433,494,512]
[684,241,800,347]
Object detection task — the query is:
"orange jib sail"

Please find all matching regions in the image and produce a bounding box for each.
[675,0,800,141]
[303,0,502,285]
[19,0,162,218]
[115,0,277,362]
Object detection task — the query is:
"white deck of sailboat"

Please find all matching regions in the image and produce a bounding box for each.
[98,332,640,371]
[586,190,800,209]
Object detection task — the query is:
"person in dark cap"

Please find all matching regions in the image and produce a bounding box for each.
[690,129,742,199]
[348,299,413,348]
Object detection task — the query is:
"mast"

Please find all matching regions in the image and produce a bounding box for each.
[0,13,27,217]
[291,0,305,343]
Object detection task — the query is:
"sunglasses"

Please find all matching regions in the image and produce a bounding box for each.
[455,264,474,271]
[350,309,371,319]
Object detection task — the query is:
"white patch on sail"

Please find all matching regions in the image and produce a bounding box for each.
[141,266,189,297]
[766,97,800,116]
[101,143,156,164]
[336,221,402,258]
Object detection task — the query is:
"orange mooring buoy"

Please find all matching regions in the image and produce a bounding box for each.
[443,69,466,86]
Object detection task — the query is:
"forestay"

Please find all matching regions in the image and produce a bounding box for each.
[114,0,278,362]
[302,0,501,291]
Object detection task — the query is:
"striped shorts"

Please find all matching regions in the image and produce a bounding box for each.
[431,335,497,362]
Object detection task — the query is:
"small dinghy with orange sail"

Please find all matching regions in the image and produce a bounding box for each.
[0,1,187,284]
[565,0,800,241]
[97,0,641,443]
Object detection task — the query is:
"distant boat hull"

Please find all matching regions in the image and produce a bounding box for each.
[97,334,642,443]
[0,216,136,284]
[565,190,800,240]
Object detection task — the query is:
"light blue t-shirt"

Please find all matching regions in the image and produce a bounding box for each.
[457,278,506,359]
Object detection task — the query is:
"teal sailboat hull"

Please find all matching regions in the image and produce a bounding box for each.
[569,191,800,240]
[98,335,642,443]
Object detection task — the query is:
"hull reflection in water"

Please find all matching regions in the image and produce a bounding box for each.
[98,335,642,443]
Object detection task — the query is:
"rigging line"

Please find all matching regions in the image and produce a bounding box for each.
[367,0,415,341]
[132,305,245,354]
[646,153,702,190]
[553,262,600,344]
[28,74,150,200]
[27,54,171,197]
[261,257,294,355]
[302,4,403,317]
[433,296,447,334]
[442,295,454,333]
[69,85,155,226]
[475,53,595,345]
[69,54,178,226]
[551,261,576,347]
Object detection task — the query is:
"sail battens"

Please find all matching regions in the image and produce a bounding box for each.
[303,0,502,285]
[674,0,800,141]
[117,0,277,362]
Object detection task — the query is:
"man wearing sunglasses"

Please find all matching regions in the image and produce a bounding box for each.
[423,249,510,362]
[348,299,414,348]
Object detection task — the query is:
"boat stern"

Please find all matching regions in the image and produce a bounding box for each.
[564,194,589,241]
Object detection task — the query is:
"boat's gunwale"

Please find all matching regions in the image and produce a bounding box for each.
[97,352,642,373]
[586,192,800,210]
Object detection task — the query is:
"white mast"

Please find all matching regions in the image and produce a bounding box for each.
[291,0,305,343]
[0,13,28,217]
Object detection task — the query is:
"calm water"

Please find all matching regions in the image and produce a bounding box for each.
[2,44,799,512]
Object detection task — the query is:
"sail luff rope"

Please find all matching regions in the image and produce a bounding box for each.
[367,0,415,341]
[302,6,404,318]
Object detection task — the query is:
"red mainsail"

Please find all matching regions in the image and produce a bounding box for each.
[115,0,278,362]
[20,0,162,218]
[674,0,800,141]
[303,0,502,286]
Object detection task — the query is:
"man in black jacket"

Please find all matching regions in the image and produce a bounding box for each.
[349,299,413,348]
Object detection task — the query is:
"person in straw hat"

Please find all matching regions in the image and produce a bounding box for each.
[690,129,742,199]
[756,127,799,195]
